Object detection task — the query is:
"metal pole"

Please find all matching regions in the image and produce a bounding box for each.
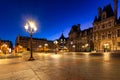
[56,44,57,54]
[29,33,34,61]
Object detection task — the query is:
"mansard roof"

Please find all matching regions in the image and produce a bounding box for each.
[59,33,68,41]
[94,16,98,22]
[94,4,114,23]
[81,27,93,33]
[18,35,47,41]
[102,4,114,18]
[80,27,93,37]
[59,33,65,39]
[69,25,80,35]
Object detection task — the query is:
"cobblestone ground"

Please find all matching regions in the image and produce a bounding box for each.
[0,52,120,80]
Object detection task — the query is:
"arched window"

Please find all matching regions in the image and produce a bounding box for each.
[102,12,106,20]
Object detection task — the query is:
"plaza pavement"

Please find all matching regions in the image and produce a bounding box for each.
[0,52,120,80]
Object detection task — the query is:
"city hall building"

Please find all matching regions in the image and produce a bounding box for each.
[67,0,120,52]
[93,0,120,52]
[15,0,120,53]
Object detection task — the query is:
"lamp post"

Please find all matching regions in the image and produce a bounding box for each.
[54,40,58,54]
[24,19,37,61]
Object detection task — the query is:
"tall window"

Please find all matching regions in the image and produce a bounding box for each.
[108,34,111,39]
[108,22,111,27]
[102,12,106,20]
[102,24,105,29]
[102,15,105,19]
[94,26,96,30]
[94,36,96,40]
[117,29,120,37]
[102,35,105,40]
[98,26,100,29]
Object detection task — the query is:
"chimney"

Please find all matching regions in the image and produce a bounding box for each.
[114,0,118,20]
[98,7,102,18]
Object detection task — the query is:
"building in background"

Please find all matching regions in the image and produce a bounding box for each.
[4,0,120,53]
[67,24,94,52]
[15,35,55,53]
[80,28,94,52]
[0,39,13,54]
[67,24,81,52]
[57,33,68,52]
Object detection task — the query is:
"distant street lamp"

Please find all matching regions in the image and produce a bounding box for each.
[24,19,37,61]
[54,40,58,54]
[44,43,48,47]
[44,43,48,52]
[38,45,42,52]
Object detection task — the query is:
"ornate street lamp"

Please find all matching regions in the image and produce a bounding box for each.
[24,19,37,61]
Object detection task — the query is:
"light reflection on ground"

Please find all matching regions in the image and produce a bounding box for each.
[0,52,120,80]
[51,54,62,59]
[103,52,110,61]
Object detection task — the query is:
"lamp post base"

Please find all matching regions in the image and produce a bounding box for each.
[28,57,35,61]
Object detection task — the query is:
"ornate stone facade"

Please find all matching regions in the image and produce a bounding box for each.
[93,0,120,52]
[67,24,93,52]
[67,0,120,52]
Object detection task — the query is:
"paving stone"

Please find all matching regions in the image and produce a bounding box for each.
[0,53,120,80]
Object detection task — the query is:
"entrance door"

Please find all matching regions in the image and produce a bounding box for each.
[103,43,111,52]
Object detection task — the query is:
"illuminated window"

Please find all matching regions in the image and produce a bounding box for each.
[70,41,73,44]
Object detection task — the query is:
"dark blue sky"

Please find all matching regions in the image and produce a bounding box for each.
[0,0,119,45]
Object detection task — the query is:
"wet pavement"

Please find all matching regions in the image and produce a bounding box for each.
[0,52,120,80]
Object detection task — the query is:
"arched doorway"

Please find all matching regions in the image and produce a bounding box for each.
[103,43,111,52]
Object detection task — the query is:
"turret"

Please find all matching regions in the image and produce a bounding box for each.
[114,0,118,20]
[98,7,102,18]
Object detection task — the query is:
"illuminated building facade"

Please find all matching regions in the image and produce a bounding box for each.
[67,24,81,52]
[67,0,120,52]
[57,33,68,51]
[0,39,13,54]
[67,24,93,52]
[93,0,120,52]
[15,35,55,52]
[15,0,120,53]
